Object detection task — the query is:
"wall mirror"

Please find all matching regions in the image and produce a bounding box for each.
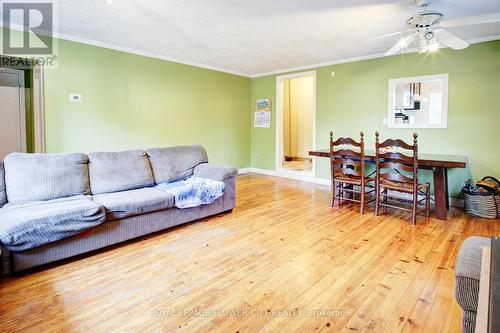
[388,73,449,128]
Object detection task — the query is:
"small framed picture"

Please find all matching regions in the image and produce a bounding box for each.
[256,98,271,112]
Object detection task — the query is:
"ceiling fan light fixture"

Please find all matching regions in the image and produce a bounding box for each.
[428,42,440,52]
[419,40,439,54]
[371,0,500,57]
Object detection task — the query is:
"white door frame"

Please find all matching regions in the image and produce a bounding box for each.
[0,68,27,154]
[275,70,316,178]
[33,65,46,153]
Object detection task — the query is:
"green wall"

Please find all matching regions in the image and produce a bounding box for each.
[43,39,251,168]
[250,40,500,197]
[4,26,499,197]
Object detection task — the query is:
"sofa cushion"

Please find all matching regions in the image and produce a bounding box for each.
[193,163,238,182]
[88,150,154,195]
[0,162,6,208]
[4,153,90,204]
[146,145,208,183]
[455,236,491,313]
[0,196,106,251]
[93,188,174,220]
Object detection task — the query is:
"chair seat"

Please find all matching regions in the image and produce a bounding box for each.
[379,179,429,193]
[334,173,363,185]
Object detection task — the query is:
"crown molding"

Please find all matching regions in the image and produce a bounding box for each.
[55,33,253,77]
[2,23,499,79]
[249,34,500,78]
[0,23,251,77]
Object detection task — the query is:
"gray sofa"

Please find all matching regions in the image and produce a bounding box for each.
[455,236,491,333]
[0,145,237,274]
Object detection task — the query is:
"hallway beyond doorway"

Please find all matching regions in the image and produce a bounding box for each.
[276,71,316,176]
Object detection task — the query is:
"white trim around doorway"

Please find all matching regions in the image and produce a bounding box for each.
[33,66,46,153]
[275,70,317,179]
[0,67,27,154]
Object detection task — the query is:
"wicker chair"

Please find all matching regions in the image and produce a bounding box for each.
[374,132,431,224]
[330,131,374,214]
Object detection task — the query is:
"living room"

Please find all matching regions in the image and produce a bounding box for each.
[0,0,499,332]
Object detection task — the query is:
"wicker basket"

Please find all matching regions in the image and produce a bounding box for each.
[463,177,500,219]
[497,195,500,217]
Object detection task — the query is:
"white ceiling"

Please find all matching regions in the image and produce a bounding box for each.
[13,0,500,76]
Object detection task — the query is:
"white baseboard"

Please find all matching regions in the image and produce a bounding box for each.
[238,167,463,209]
[238,167,329,186]
[237,168,250,174]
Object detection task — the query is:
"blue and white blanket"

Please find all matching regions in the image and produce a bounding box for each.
[155,176,225,209]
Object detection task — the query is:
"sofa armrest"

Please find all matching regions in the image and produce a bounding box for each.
[455,236,491,313]
[193,163,238,182]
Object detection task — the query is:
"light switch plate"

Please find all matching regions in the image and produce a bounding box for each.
[69,94,83,103]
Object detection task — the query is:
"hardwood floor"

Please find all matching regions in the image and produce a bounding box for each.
[1,173,499,332]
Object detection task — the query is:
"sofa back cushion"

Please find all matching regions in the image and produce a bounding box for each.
[4,153,90,204]
[0,162,6,208]
[146,145,208,184]
[88,150,154,195]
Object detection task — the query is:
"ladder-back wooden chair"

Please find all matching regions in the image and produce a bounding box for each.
[330,131,373,214]
[374,132,431,225]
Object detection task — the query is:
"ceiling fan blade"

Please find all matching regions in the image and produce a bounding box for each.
[385,35,415,56]
[366,29,415,41]
[434,29,469,50]
[440,12,500,28]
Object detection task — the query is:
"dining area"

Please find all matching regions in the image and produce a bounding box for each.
[310,132,467,223]
[306,73,471,223]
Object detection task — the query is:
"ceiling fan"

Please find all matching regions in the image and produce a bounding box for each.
[370,0,500,56]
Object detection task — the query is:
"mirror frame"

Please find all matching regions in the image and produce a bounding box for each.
[387,73,449,129]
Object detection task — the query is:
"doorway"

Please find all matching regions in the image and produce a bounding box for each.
[0,68,27,159]
[0,58,45,159]
[276,71,316,177]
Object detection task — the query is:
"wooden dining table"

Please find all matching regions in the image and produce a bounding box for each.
[309,149,467,221]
